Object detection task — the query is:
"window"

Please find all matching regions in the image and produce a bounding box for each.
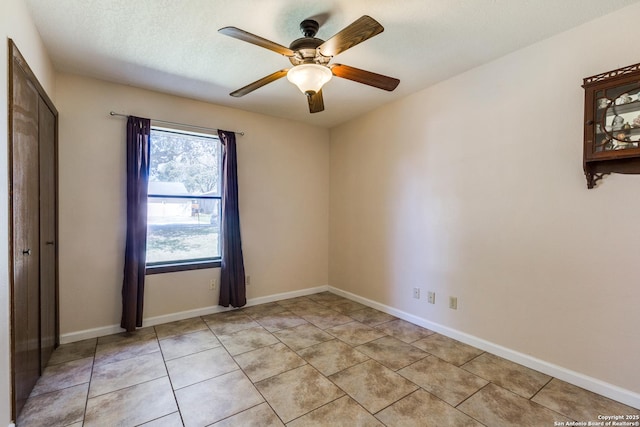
[145,126,222,273]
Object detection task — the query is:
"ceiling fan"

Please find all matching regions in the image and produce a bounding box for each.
[218,15,400,113]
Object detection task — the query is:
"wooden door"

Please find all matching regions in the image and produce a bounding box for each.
[39,96,58,371]
[9,39,59,420]
[10,52,41,417]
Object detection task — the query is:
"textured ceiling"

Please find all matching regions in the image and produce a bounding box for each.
[26,0,639,128]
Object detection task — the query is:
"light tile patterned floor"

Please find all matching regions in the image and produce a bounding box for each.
[18,292,640,426]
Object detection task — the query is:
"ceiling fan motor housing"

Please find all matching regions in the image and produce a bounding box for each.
[288,38,328,65]
[288,20,330,66]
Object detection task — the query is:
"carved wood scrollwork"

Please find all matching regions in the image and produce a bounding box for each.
[585,171,609,189]
[583,62,640,86]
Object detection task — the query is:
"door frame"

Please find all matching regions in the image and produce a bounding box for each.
[7,38,59,420]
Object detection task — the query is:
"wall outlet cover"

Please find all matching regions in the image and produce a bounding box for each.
[427,291,435,304]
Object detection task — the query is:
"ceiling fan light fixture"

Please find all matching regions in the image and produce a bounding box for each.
[287,64,332,95]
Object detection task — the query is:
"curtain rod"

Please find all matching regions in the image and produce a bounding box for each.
[109,111,245,136]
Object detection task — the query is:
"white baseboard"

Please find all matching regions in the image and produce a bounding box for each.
[242,285,329,307]
[328,286,640,410]
[60,324,123,344]
[59,285,329,344]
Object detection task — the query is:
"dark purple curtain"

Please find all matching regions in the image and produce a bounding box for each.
[218,130,246,307]
[121,116,151,332]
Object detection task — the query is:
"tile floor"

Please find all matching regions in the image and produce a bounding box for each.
[18,292,639,426]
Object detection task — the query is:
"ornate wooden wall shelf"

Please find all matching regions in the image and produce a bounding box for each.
[583,62,640,188]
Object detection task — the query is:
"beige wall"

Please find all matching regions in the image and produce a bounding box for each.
[1,0,56,423]
[55,74,329,335]
[330,3,640,396]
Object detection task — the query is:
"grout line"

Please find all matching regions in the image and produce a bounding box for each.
[157,331,186,427]
[461,350,486,366]
[455,381,492,408]
[169,367,242,392]
[27,379,92,401]
[85,373,170,400]
[205,401,278,426]
[371,387,422,416]
[284,394,348,425]
[161,344,226,363]
[525,376,580,423]
[529,376,554,401]
[528,396,579,423]
[80,339,98,424]
[136,411,181,426]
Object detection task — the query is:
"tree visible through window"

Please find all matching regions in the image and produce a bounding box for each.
[146,127,222,268]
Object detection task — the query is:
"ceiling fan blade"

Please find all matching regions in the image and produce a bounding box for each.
[219,26,295,57]
[318,15,384,57]
[331,64,400,91]
[230,69,289,97]
[307,90,325,113]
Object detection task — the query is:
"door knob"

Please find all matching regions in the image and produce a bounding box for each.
[45,241,54,245]
[22,249,31,255]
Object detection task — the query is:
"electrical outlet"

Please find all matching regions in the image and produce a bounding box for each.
[413,287,420,299]
[427,291,436,304]
[209,279,217,291]
[245,275,251,286]
[449,296,458,310]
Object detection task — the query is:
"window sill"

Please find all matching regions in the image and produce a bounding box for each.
[145,259,221,275]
